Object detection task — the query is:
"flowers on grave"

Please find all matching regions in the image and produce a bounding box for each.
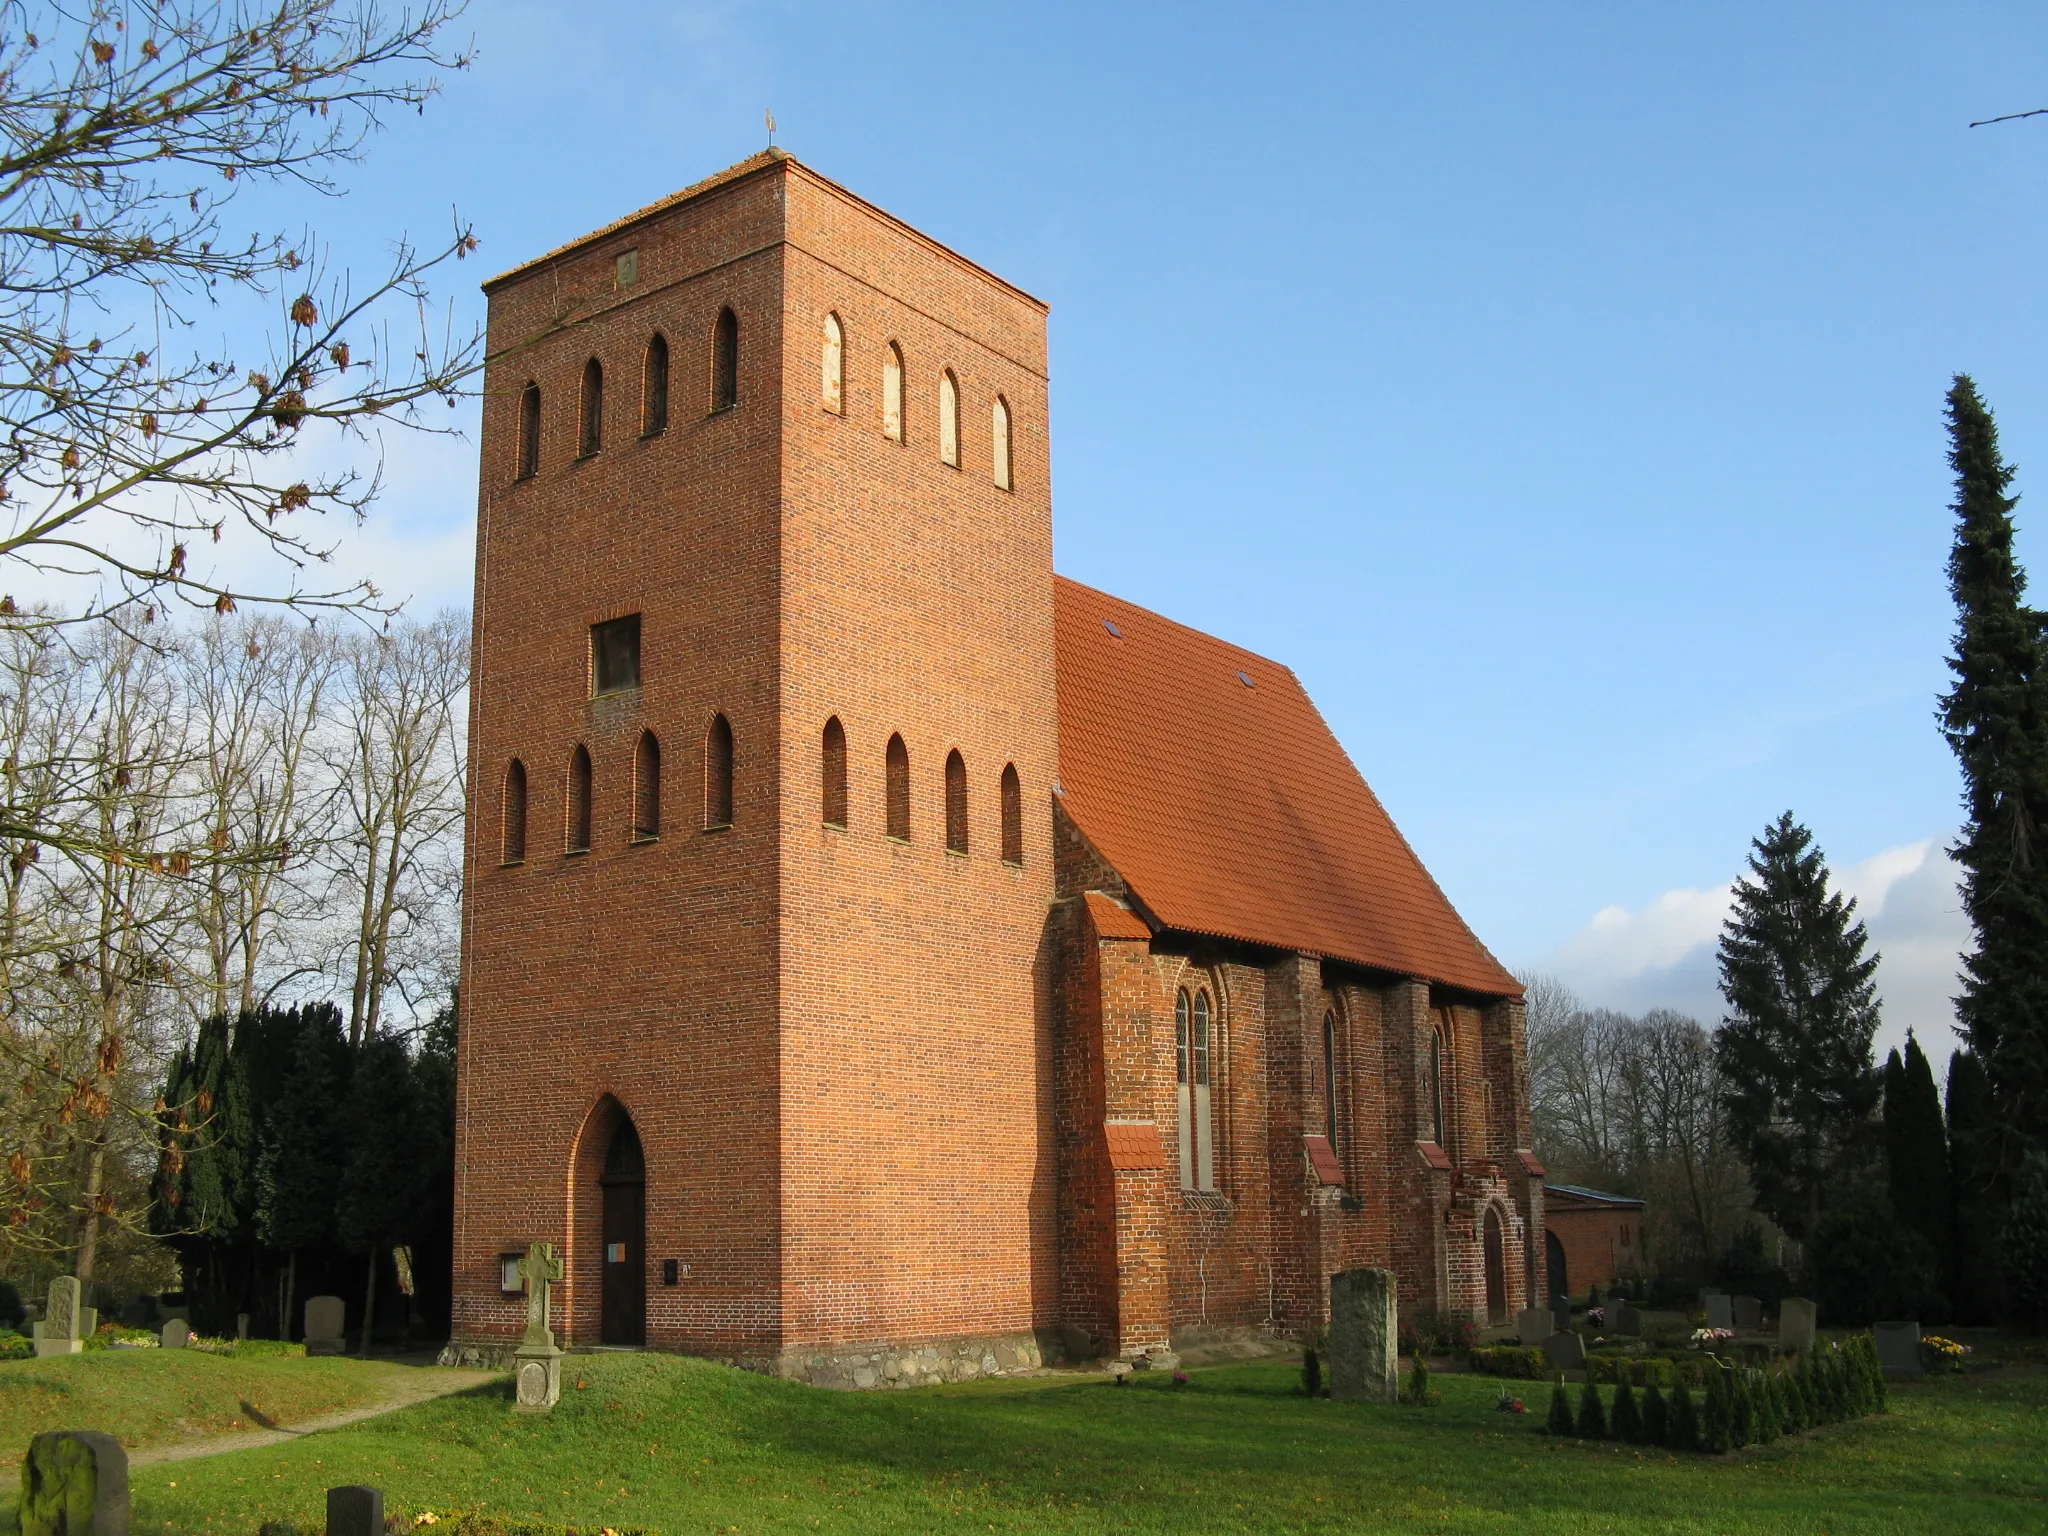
[1586,1306,1605,1326]
[413,1516,441,1527]
[1171,1370,1190,1387]
[1494,1391,1527,1413]
[1690,1327,1734,1347]
[1922,1336,1972,1372]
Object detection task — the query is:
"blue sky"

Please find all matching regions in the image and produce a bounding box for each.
[274,1,2048,1054]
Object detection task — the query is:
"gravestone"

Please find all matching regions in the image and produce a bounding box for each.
[160,1319,190,1350]
[236,1313,250,1341]
[1541,1331,1586,1373]
[513,1241,567,1414]
[1327,1266,1398,1403]
[1516,1307,1551,1345]
[18,1430,129,1536]
[1779,1297,1817,1354]
[31,1276,86,1357]
[1612,1304,1642,1338]
[1552,1298,1573,1333]
[1874,1321,1924,1376]
[1704,1293,1734,1330]
[1733,1295,1763,1331]
[325,1484,383,1536]
[304,1295,346,1357]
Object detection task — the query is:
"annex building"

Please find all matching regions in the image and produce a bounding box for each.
[451,152,1543,1385]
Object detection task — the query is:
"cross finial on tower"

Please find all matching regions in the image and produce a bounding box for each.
[766,108,776,147]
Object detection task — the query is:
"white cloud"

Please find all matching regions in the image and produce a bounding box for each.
[1540,836,1971,1064]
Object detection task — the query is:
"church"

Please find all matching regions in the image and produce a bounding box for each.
[450,151,1542,1385]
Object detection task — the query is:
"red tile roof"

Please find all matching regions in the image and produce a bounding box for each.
[1417,1141,1454,1171]
[1083,891,1152,941]
[1054,577,1520,998]
[1104,1121,1167,1171]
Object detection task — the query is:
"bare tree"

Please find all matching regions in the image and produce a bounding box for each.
[183,613,335,1019]
[324,611,463,1045]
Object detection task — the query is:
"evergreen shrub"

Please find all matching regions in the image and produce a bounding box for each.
[1546,1373,1574,1436]
[1611,1377,1642,1443]
[1576,1378,1607,1439]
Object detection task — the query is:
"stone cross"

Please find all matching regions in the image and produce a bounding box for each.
[517,1241,566,1351]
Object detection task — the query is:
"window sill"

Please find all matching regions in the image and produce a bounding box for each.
[640,427,667,441]
[945,847,969,859]
[591,685,641,700]
[574,451,599,463]
[565,847,590,858]
[630,834,659,846]
[498,858,525,870]
[885,834,909,845]
[822,820,847,832]
[1001,857,1024,869]
[707,403,738,417]
[702,822,733,834]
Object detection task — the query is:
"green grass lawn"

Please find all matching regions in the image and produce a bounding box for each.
[36,1350,2042,1535]
[0,1350,409,1467]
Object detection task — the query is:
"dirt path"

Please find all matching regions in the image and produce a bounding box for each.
[132,1365,500,1469]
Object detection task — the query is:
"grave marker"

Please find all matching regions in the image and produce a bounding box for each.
[1516,1307,1551,1345]
[513,1241,567,1414]
[1779,1297,1817,1354]
[1704,1293,1733,1330]
[1541,1331,1586,1373]
[31,1276,89,1358]
[1874,1321,1923,1375]
[1733,1295,1763,1331]
[1327,1267,1398,1403]
[18,1430,128,1536]
[160,1319,190,1350]
[304,1295,346,1357]
[325,1485,383,1536]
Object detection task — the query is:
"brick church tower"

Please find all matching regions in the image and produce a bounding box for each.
[454,151,1060,1374]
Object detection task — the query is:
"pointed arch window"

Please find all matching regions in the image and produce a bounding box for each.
[633,730,661,841]
[642,334,669,436]
[711,307,739,412]
[1176,988,1217,1191]
[885,733,910,840]
[821,313,844,413]
[566,745,592,855]
[1429,1020,1447,1148]
[883,343,905,442]
[704,714,734,829]
[517,381,541,479]
[939,370,960,467]
[579,358,604,457]
[999,762,1022,865]
[945,749,968,854]
[1323,1012,1339,1155]
[821,716,848,828]
[992,395,1012,491]
[502,759,528,864]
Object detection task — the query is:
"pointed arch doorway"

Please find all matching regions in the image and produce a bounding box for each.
[600,1115,646,1346]
[1483,1206,1508,1325]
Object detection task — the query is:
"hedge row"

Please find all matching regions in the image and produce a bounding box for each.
[1543,1335,1887,1453]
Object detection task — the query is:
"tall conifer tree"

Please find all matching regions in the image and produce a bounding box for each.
[1939,374,2048,1155]
[1716,813,1882,1240]
[1947,1049,2006,1322]
[1885,1034,1950,1258]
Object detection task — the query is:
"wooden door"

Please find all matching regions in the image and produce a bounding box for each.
[600,1118,646,1346]
[1483,1206,1508,1324]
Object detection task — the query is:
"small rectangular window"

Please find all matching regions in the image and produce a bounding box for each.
[592,615,642,695]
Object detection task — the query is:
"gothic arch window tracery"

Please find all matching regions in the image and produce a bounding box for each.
[1176,985,1217,1191]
